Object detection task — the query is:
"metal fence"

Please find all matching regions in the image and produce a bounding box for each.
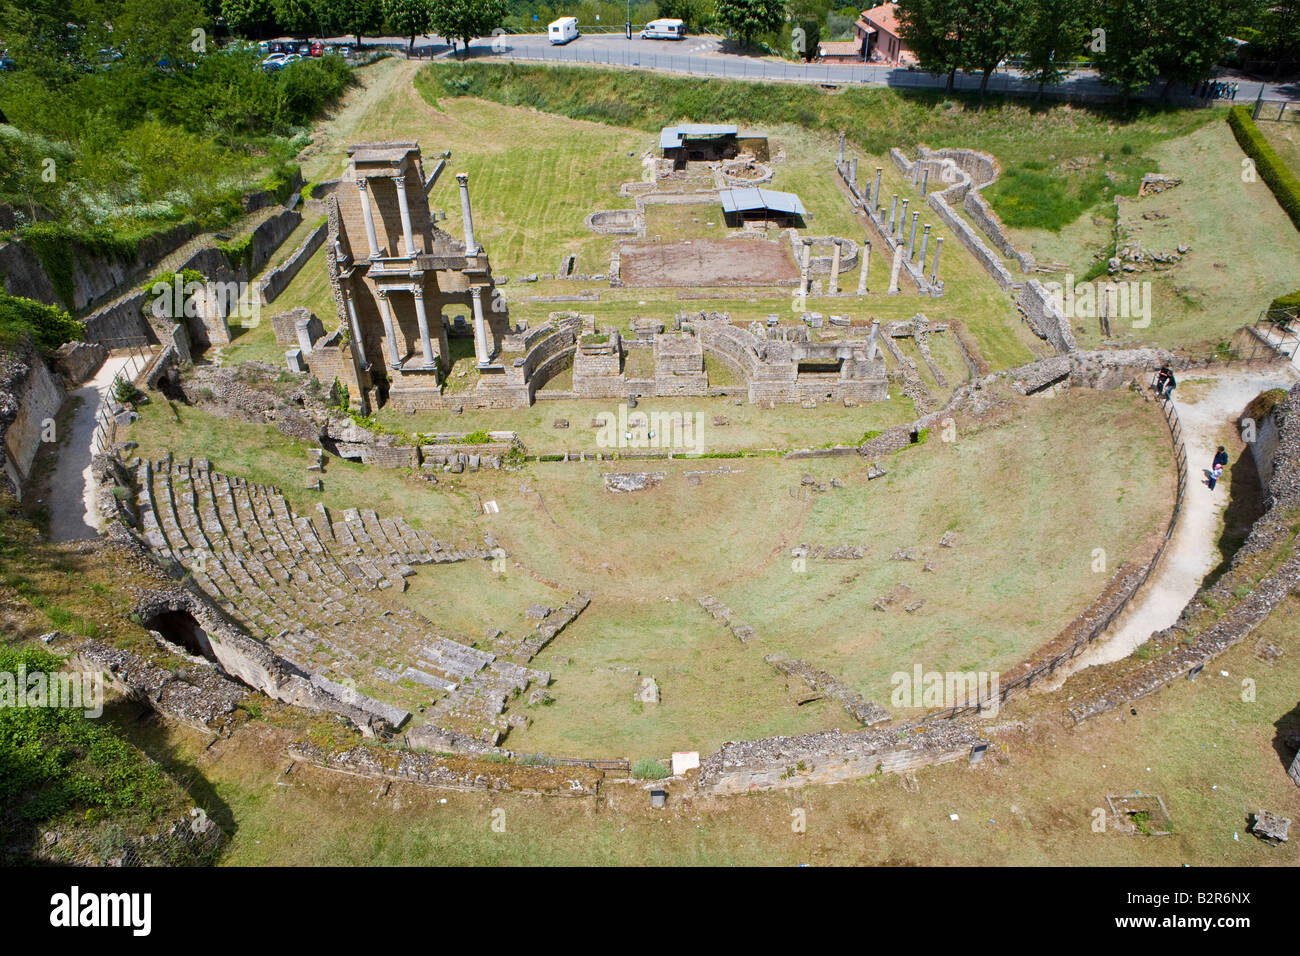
[91,347,153,456]
[920,385,1190,722]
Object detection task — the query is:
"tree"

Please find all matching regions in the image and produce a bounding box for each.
[330,0,385,45]
[1017,0,1088,99]
[273,0,327,36]
[1151,0,1234,97]
[222,0,276,36]
[714,0,784,48]
[897,0,965,92]
[384,0,434,52]
[788,0,828,62]
[426,0,509,53]
[959,0,1023,94]
[1092,0,1161,106]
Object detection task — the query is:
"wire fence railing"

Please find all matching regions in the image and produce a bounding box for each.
[90,346,153,456]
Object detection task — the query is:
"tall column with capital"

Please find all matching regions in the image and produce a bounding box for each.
[376,289,400,369]
[357,178,381,259]
[470,286,490,366]
[457,173,478,254]
[394,174,416,257]
[412,286,434,367]
[343,286,368,368]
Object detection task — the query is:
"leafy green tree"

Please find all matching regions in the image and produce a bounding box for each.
[330,0,385,45]
[897,0,966,92]
[273,0,327,35]
[959,0,1023,94]
[427,0,509,53]
[222,0,277,36]
[384,0,435,52]
[1092,0,1162,105]
[1151,0,1234,97]
[713,0,784,48]
[1017,0,1088,98]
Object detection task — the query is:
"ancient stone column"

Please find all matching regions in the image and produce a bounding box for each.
[357,178,380,259]
[342,287,367,368]
[920,168,930,197]
[800,239,812,296]
[918,224,932,269]
[931,236,944,284]
[851,158,858,186]
[888,195,898,234]
[907,211,920,260]
[857,240,870,295]
[912,159,920,186]
[888,244,904,294]
[412,286,434,367]
[470,285,490,366]
[295,317,316,358]
[376,289,400,369]
[457,173,478,254]
[829,240,842,294]
[394,174,415,257]
[838,131,845,165]
[873,167,882,208]
[897,199,909,240]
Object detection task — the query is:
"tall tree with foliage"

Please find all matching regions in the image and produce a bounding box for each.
[273,0,327,35]
[1151,0,1233,97]
[427,0,509,53]
[222,0,277,36]
[1017,0,1087,99]
[383,0,434,51]
[330,0,385,45]
[959,0,1023,94]
[714,0,784,48]
[1092,0,1161,105]
[897,0,966,92]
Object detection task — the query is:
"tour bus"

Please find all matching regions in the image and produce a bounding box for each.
[641,18,686,40]
[548,17,580,44]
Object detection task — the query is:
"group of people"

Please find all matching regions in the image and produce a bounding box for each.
[1152,365,1228,491]
[1198,80,1239,100]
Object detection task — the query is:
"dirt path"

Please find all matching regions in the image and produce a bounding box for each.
[46,355,136,543]
[1043,365,1298,687]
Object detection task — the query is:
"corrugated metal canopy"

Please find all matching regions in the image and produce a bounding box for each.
[719,188,807,217]
[659,123,740,149]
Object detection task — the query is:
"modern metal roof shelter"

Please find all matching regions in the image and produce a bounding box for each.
[718,188,808,218]
[659,124,740,150]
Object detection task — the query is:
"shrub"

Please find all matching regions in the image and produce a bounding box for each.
[0,291,83,356]
[1228,106,1300,234]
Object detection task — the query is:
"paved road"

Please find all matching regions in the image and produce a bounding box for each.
[47,354,134,543]
[302,31,1300,104]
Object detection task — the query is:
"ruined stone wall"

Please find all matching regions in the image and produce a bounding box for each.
[259,217,327,304]
[1017,278,1079,355]
[82,289,154,347]
[0,346,65,501]
[51,341,107,386]
[697,722,983,794]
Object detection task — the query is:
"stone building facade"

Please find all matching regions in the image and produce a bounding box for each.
[320,141,508,412]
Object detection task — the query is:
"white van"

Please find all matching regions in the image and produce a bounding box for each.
[641,18,686,40]
[549,17,579,44]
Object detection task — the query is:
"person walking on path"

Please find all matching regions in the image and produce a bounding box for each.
[1208,445,1229,490]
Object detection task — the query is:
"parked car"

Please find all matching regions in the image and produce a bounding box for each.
[0,55,15,72]
[309,41,323,57]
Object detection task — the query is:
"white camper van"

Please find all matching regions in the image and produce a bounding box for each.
[548,17,579,44]
[641,18,686,40]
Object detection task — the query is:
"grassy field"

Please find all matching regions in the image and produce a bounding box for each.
[1257,112,1300,176]
[1011,121,1300,351]
[122,384,1175,758]
[101,583,1299,866]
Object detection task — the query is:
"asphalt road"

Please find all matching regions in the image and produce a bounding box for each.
[295,31,1300,104]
